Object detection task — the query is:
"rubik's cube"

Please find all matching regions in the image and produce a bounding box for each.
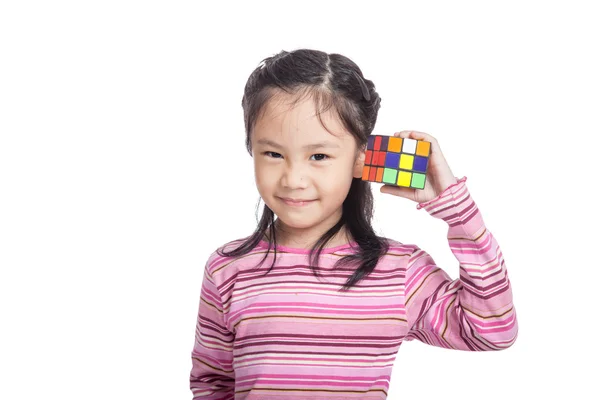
[362,135,431,189]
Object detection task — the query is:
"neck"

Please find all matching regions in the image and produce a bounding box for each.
[266,219,351,250]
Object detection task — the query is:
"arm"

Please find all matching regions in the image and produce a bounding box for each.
[189,263,235,399]
[404,176,518,351]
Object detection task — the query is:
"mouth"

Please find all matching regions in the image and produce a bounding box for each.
[278,197,316,207]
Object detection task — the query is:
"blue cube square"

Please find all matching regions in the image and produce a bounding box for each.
[384,152,400,168]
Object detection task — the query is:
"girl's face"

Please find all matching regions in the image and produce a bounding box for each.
[250,92,365,245]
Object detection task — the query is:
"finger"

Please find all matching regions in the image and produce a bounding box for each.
[394,130,436,141]
[380,184,413,198]
[393,130,417,138]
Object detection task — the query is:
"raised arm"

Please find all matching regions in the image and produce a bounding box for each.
[404,176,518,351]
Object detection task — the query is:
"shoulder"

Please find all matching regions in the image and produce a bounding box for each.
[379,236,418,254]
[380,238,438,273]
[374,237,423,269]
[215,237,252,254]
[203,236,262,277]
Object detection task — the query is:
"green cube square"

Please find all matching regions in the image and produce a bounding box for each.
[382,168,397,184]
[411,173,426,189]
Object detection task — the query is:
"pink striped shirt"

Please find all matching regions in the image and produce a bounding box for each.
[190,176,518,399]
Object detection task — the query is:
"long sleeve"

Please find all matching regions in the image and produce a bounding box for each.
[403,176,518,351]
[189,261,235,399]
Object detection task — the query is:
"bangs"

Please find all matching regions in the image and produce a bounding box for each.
[257,86,366,145]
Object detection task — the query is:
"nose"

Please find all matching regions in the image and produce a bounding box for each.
[281,162,309,189]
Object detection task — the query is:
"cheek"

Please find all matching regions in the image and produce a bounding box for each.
[254,163,276,191]
[318,167,354,198]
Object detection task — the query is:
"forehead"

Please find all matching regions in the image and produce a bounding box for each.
[252,91,354,147]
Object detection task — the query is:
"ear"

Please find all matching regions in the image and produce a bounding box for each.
[352,146,366,179]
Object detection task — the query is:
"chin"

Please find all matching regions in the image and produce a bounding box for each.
[275,215,314,227]
[273,213,319,230]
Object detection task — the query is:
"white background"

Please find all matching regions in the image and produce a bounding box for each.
[1,1,598,399]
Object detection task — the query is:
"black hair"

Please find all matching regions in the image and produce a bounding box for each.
[217,48,389,291]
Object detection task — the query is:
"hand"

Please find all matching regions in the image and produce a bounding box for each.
[380,130,458,204]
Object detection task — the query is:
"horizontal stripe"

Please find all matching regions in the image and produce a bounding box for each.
[190,176,518,399]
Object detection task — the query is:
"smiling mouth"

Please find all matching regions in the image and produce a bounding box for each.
[278,197,316,207]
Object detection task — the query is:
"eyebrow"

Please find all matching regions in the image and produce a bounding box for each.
[256,138,341,150]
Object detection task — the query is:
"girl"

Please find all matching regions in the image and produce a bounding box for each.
[189,49,518,399]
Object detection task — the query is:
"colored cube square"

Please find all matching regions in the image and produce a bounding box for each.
[388,137,402,152]
[397,170,412,187]
[374,136,382,150]
[363,134,431,189]
[416,140,430,157]
[376,167,384,182]
[411,173,426,188]
[399,154,414,170]
[367,135,375,149]
[382,168,397,184]
[369,166,377,181]
[384,152,400,168]
[362,165,370,180]
[380,135,389,151]
[413,156,428,173]
[402,138,417,153]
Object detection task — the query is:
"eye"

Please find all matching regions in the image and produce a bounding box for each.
[264,151,283,159]
[311,154,329,161]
